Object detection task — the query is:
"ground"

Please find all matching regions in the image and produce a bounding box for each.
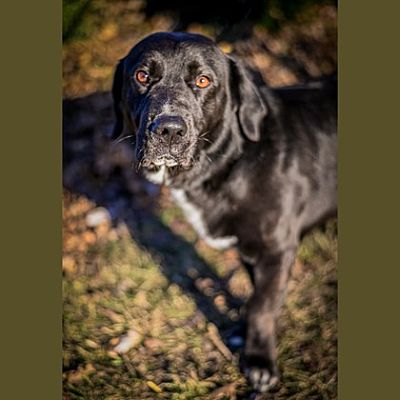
[63,2,337,399]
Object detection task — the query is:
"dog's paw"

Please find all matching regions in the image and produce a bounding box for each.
[245,366,279,393]
[243,355,279,393]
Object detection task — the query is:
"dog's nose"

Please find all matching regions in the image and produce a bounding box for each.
[149,116,187,138]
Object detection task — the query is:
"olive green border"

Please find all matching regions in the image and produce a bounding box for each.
[1,1,399,399]
[338,1,400,399]
[0,1,61,399]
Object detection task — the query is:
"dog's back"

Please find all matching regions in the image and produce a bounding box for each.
[259,79,337,233]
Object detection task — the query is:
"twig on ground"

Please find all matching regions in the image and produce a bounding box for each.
[207,323,233,361]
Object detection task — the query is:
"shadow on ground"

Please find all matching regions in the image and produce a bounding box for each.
[63,91,245,337]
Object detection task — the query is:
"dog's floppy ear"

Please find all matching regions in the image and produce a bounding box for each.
[228,57,267,142]
[111,59,126,139]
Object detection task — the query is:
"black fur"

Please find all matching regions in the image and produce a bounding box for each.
[111,32,337,392]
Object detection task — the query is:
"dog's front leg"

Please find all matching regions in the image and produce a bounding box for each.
[244,246,297,392]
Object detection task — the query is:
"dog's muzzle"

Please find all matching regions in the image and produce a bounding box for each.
[140,115,193,171]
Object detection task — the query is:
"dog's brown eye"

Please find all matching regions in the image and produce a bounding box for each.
[135,70,150,85]
[195,75,211,89]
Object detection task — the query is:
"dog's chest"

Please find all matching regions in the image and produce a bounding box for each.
[170,189,238,250]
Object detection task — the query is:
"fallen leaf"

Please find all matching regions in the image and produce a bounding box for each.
[144,338,163,351]
[68,363,95,383]
[84,339,99,349]
[208,382,237,399]
[62,256,77,274]
[146,380,162,393]
[109,337,120,346]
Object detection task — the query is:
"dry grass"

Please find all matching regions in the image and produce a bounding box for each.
[63,191,336,399]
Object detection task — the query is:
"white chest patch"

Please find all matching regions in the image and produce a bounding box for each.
[171,189,238,250]
[144,165,170,185]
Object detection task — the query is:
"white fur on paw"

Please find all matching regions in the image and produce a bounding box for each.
[245,367,279,393]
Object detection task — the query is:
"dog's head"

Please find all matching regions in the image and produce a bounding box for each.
[111,32,267,183]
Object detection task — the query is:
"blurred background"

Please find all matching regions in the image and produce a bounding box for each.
[63,1,337,399]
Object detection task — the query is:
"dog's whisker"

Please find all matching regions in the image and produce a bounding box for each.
[200,137,213,145]
[199,130,210,138]
[114,134,134,144]
[135,159,143,172]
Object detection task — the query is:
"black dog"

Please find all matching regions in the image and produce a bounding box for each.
[111,32,337,392]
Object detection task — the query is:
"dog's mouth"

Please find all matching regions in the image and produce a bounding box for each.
[141,155,193,175]
[145,155,179,168]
